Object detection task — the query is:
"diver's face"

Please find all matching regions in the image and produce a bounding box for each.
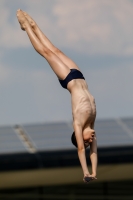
[83,129,95,147]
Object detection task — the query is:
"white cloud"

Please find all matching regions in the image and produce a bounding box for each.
[53,0,133,56]
[1,0,133,56]
[0,2,30,48]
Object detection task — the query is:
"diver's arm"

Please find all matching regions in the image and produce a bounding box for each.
[89,118,97,177]
[90,135,97,177]
[73,122,90,176]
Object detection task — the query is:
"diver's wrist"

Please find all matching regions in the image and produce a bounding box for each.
[84,171,90,177]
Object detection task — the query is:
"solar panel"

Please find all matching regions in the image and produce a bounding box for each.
[22,122,74,151]
[0,126,27,154]
[122,118,133,132]
[95,119,133,147]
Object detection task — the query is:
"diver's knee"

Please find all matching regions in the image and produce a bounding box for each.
[54,47,63,56]
[42,47,53,57]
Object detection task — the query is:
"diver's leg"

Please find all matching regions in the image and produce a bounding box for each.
[22,11,80,70]
[17,10,70,80]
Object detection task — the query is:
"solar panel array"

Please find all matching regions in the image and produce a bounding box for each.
[22,122,73,151]
[0,126,27,154]
[0,118,133,154]
[95,119,133,147]
[122,118,133,132]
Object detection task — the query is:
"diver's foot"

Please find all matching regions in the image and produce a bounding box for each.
[22,11,36,28]
[16,9,29,31]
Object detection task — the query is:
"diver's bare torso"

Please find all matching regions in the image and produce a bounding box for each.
[67,79,96,130]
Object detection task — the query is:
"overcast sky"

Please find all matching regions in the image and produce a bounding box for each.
[0,0,133,126]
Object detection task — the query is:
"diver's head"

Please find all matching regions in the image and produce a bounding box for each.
[71,132,78,147]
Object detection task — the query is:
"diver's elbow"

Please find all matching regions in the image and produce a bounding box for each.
[78,147,85,153]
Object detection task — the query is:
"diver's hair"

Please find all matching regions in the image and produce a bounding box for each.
[71,132,77,148]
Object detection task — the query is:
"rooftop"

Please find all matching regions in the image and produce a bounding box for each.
[0,117,133,154]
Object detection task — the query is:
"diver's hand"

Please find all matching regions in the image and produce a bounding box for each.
[89,174,97,180]
[83,174,97,183]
